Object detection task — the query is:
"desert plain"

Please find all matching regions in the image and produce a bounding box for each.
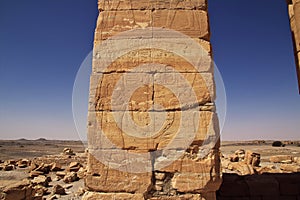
[0,139,300,199]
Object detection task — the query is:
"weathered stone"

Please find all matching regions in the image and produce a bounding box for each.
[280,164,300,172]
[153,73,215,109]
[56,171,66,178]
[2,179,35,200]
[229,154,239,162]
[98,0,206,11]
[3,164,14,171]
[293,156,300,164]
[149,194,210,200]
[155,172,166,181]
[270,155,293,163]
[171,172,221,193]
[4,160,17,166]
[67,161,82,172]
[95,10,152,40]
[244,150,260,167]
[63,148,75,156]
[31,175,51,187]
[17,159,30,168]
[50,162,62,171]
[63,172,78,183]
[77,167,87,179]
[256,165,282,174]
[235,149,245,160]
[85,153,152,194]
[76,187,86,196]
[87,0,220,197]
[158,150,220,174]
[88,111,218,151]
[92,41,212,74]
[152,10,209,40]
[35,163,51,174]
[29,162,38,171]
[82,191,144,200]
[33,185,48,196]
[227,162,255,176]
[52,185,66,195]
[29,170,44,178]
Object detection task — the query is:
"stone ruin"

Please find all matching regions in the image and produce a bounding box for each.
[83,0,221,199]
[287,0,300,92]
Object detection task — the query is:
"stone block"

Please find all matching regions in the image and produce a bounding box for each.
[82,191,144,200]
[153,73,215,110]
[85,153,152,193]
[98,0,207,11]
[171,171,221,193]
[95,10,152,40]
[157,149,220,173]
[87,111,218,151]
[89,73,154,112]
[92,39,212,74]
[152,10,209,40]
[269,155,293,163]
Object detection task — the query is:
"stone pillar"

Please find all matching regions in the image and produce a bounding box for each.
[287,0,300,93]
[83,0,221,199]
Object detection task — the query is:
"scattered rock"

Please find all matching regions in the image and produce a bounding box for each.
[256,165,281,174]
[2,179,35,200]
[52,184,66,195]
[56,171,66,179]
[270,155,293,163]
[63,148,75,156]
[35,163,51,174]
[47,194,59,200]
[235,149,245,160]
[244,150,260,167]
[77,167,87,179]
[4,160,17,166]
[51,162,62,172]
[228,162,255,175]
[3,164,14,171]
[29,162,39,171]
[63,172,78,183]
[76,187,85,196]
[33,185,48,196]
[280,164,300,172]
[29,170,44,178]
[68,161,82,172]
[17,159,30,168]
[31,175,51,187]
[229,154,239,162]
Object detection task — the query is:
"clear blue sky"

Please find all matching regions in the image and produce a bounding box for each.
[0,0,299,140]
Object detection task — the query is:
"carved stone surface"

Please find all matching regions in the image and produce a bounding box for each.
[86,0,221,199]
[98,0,207,11]
[287,0,300,92]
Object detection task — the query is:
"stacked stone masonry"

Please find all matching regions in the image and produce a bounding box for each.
[84,0,221,199]
[287,0,300,93]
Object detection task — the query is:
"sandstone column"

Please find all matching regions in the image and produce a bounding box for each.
[83,0,221,199]
[287,0,300,93]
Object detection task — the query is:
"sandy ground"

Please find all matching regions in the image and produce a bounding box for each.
[0,139,299,199]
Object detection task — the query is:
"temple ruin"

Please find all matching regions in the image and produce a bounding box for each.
[83,0,221,199]
[287,0,300,93]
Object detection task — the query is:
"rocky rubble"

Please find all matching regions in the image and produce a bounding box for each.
[0,148,87,200]
[222,149,300,175]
